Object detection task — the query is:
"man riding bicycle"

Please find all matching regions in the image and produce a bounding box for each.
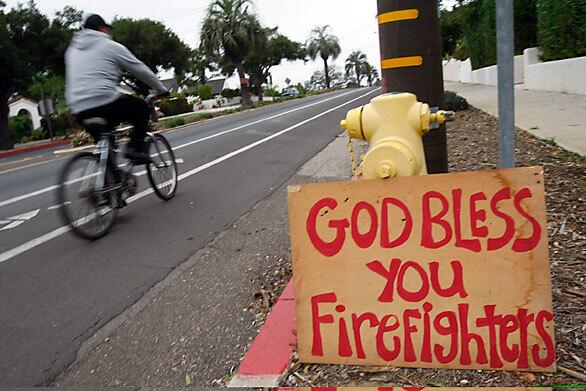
[65,14,169,164]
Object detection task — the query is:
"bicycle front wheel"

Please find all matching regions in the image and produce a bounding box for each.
[147,134,178,200]
[57,152,118,240]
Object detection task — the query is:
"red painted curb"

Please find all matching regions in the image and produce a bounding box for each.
[0,139,70,159]
[229,279,296,387]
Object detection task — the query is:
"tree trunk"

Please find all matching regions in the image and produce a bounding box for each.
[251,73,263,102]
[356,65,361,86]
[236,64,252,108]
[323,58,331,89]
[256,83,263,102]
[0,89,14,150]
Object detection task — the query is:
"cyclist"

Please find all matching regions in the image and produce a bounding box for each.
[65,14,169,164]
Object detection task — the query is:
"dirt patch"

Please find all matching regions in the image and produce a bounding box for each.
[278,107,585,387]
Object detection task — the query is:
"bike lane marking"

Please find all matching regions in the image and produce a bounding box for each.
[0,90,356,209]
[0,209,40,231]
[0,88,380,264]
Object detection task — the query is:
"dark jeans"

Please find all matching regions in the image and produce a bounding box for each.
[77,94,150,152]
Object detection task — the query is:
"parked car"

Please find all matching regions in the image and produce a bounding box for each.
[282,87,300,97]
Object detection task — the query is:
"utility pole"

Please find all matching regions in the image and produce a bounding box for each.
[497,0,515,168]
[376,0,447,173]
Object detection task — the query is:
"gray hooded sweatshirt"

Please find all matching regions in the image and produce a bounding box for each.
[65,29,168,114]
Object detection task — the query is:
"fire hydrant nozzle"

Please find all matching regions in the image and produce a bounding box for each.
[341,93,450,180]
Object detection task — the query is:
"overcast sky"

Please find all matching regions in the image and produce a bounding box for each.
[5,0,452,88]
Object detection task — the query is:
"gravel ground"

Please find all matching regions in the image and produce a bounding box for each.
[278,107,586,388]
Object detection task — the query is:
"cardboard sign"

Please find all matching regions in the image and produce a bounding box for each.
[288,167,555,372]
[288,388,551,391]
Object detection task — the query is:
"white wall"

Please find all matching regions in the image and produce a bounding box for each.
[472,65,498,86]
[524,50,586,95]
[443,47,586,95]
[9,99,41,129]
[443,58,472,83]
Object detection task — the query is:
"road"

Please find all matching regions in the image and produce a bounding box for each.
[0,87,380,387]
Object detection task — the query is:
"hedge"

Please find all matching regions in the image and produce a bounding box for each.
[537,0,586,61]
[221,88,241,99]
[451,0,538,69]
[159,98,192,116]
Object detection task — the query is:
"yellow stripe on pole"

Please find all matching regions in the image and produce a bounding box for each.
[381,56,423,69]
[378,9,419,24]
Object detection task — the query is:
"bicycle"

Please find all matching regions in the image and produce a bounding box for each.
[57,95,178,240]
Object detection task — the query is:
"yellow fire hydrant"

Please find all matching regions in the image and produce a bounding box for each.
[340,92,454,179]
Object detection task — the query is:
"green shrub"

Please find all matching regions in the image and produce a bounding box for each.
[9,115,33,143]
[221,88,241,99]
[159,98,192,116]
[537,0,586,61]
[41,110,78,137]
[165,117,186,128]
[197,112,215,120]
[263,85,281,97]
[197,84,213,100]
[30,128,46,141]
[444,91,469,111]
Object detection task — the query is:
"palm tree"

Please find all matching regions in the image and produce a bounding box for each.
[362,62,379,87]
[200,0,263,107]
[345,50,367,85]
[306,25,341,89]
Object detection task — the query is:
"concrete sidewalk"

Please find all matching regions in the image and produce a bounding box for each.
[445,81,586,156]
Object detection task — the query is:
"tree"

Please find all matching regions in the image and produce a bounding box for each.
[111,18,191,95]
[244,28,306,100]
[362,62,379,87]
[200,0,264,108]
[344,50,367,85]
[0,1,81,150]
[306,25,341,89]
[305,65,344,90]
[182,50,217,86]
[27,74,66,102]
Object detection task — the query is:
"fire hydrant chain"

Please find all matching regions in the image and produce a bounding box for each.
[347,133,362,179]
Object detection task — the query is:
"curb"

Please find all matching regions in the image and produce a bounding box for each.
[228,280,296,388]
[0,139,70,158]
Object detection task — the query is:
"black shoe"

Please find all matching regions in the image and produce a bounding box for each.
[115,196,127,209]
[125,149,152,165]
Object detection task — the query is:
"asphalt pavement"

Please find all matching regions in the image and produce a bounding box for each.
[0,87,380,387]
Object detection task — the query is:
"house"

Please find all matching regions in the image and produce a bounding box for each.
[207,76,226,95]
[8,97,41,130]
[161,78,180,93]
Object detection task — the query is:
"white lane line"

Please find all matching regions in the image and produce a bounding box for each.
[47,201,71,211]
[0,209,40,231]
[170,90,356,152]
[0,88,379,264]
[0,185,60,208]
[0,90,357,209]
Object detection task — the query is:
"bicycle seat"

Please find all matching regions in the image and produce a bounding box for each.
[81,117,115,134]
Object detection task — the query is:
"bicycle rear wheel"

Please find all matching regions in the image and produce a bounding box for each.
[57,152,118,240]
[147,134,178,200]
